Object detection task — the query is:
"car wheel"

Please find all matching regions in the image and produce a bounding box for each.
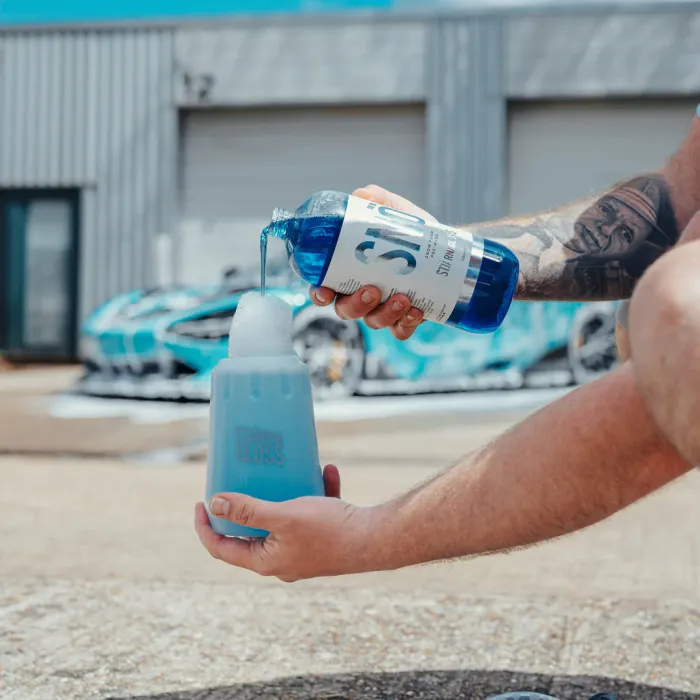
[568,302,619,384]
[292,305,365,400]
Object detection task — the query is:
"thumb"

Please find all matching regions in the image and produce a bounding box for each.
[209,493,280,530]
[352,184,437,222]
[353,185,391,206]
[323,464,341,499]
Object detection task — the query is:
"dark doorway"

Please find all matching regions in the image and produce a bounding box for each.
[0,189,80,361]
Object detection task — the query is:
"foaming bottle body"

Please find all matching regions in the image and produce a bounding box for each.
[205,292,324,538]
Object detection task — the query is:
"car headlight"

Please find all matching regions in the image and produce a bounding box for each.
[169,313,234,340]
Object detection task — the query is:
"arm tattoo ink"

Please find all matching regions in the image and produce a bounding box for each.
[467,174,681,301]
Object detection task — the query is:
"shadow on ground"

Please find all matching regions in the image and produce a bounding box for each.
[113,669,699,699]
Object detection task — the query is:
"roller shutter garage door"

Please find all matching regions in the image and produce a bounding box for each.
[179,106,426,285]
[507,100,698,216]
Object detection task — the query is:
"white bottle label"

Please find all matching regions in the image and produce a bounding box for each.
[322,195,476,323]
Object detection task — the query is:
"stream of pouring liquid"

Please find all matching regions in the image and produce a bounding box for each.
[260,230,268,296]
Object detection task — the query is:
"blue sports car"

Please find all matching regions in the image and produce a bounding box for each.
[77,267,619,401]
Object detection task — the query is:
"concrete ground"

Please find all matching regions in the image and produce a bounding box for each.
[0,369,699,699]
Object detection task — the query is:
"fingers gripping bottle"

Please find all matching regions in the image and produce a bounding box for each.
[262,191,519,333]
[205,292,325,538]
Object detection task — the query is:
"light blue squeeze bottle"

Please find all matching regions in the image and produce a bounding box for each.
[261,190,520,333]
[205,291,325,538]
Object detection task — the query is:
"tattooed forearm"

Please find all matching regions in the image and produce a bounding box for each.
[464,174,681,301]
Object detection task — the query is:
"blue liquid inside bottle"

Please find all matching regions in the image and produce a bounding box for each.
[446,238,520,333]
[265,190,519,334]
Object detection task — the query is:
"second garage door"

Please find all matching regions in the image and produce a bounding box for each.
[507,99,698,217]
[179,105,426,285]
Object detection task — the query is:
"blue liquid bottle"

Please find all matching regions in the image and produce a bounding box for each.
[205,292,325,538]
[262,190,519,333]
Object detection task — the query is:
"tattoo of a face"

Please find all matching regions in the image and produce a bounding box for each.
[566,175,680,296]
[474,174,680,300]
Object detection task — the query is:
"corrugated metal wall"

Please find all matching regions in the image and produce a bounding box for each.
[173,22,426,107]
[0,28,175,319]
[507,11,700,97]
[427,17,506,226]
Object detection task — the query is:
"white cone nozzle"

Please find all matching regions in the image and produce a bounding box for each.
[228,291,294,357]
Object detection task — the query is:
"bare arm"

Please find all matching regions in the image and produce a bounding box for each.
[195,362,692,580]
[372,363,690,569]
[313,110,700,334]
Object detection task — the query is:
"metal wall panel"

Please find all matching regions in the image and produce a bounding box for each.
[179,106,426,285]
[427,17,506,225]
[507,100,697,216]
[0,28,175,320]
[174,22,426,107]
[507,11,700,97]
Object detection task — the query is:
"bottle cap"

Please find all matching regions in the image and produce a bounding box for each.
[228,291,294,357]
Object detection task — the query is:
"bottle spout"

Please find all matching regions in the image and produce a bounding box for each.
[266,208,294,240]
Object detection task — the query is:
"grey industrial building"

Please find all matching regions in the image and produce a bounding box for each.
[1,1,699,359]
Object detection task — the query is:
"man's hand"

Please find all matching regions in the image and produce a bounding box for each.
[311,185,433,341]
[194,465,385,582]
